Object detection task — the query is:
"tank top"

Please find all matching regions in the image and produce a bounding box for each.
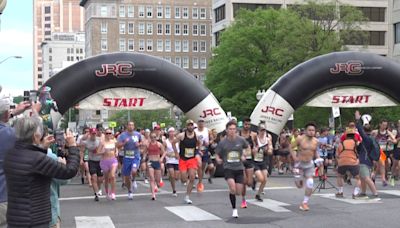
[376,130,394,151]
[103,141,116,154]
[165,138,179,164]
[239,130,253,160]
[147,142,161,156]
[255,134,268,162]
[179,131,197,160]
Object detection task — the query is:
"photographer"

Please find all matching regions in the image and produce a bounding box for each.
[4,115,80,228]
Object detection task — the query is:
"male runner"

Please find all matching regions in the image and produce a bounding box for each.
[195,119,211,192]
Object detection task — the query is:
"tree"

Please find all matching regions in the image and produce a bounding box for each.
[108,109,176,130]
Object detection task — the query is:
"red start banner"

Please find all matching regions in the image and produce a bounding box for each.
[332,95,371,104]
[103,97,146,107]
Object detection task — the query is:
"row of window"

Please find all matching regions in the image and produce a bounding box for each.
[66,48,84,54]
[116,5,209,20]
[117,39,209,53]
[342,31,385,46]
[162,56,208,70]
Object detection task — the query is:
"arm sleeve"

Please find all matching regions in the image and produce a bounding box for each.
[33,146,80,180]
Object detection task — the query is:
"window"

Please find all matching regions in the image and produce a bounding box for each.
[139,23,145,35]
[67,48,70,54]
[45,6,51,14]
[139,39,145,51]
[175,23,181,35]
[192,8,198,19]
[119,39,126,51]
[193,24,198,36]
[183,24,189,35]
[44,23,51,28]
[164,56,172,62]
[175,7,180,18]
[139,6,145,17]
[175,40,181,52]
[38,74,43,79]
[49,55,52,61]
[127,5,134,17]
[165,23,171,35]
[45,31,51,35]
[175,57,181,67]
[165,6,171,18]
[101,39,107,51]
[38,81,43,86]
[101,22,107,34]
[157,40,163,52]
[128,22,134,34]
[49,48,52,53]
[119,5,125,17]
[147,23,153,35]
[395,23,400,44]
[192,57,199,69]
[182,40,189,52]
[45,16,51,21]
[215,4,225,23]
[147,39,153,51]
[200,41,206,52]
[119,22,126,34]
[215,30,224,46]
[370,31,385,45]
[358,7,385,22]
[182,56,189,69]
[200,8,206,19]
[200,24,206,36]
[157,6,163,18]
[192,41,198,52]
[183,7,189,18]
[100,6,107,17]
[127,39,134,51]
[200,58,207,69]
[157,23,163,35]
[165,40,171,52]
[147,6,153,18]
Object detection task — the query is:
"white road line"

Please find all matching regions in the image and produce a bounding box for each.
[75,216,115,228]
[60,186,295,201]
[136,180,168,193]
[247,199,291,212]
[316,193,382,204]
[378,190,400,196]
[165,206,222,221]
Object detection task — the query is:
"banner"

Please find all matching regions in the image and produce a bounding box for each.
[332,106,341,118]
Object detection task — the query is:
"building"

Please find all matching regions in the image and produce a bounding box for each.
[79,0,213,82]
[212,0,393,59]
[392,0,400,61]
[41,32,85,83]
[33,0,85,89]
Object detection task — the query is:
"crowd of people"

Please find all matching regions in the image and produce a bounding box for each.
[1,91,400,227]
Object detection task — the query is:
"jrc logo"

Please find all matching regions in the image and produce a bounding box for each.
[261,106,284,117]
[330,61,363,75]
[95,62,135,78]
[200,108,221,118]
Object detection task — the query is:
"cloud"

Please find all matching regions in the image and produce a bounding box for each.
[0,29,32,56]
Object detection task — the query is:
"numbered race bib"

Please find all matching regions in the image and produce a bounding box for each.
[125,150,135,158]
[200,145,206,151]
[244,148,252,160]
[227,151,240,163]
[167,152,175,158]
[184,148,195,158]
[254,148,264,162]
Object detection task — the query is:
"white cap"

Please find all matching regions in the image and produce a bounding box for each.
[145,129,151,133]
[168,127,175,132]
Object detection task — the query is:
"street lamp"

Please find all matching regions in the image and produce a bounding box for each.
[256,89,266,100]
[0,55,22,65]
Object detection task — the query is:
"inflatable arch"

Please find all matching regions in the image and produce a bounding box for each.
[42,52,228,132]
[250,51,400,135]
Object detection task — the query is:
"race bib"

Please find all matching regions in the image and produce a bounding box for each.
[167,152,175,158]
[227,151,240,163]
[184,148,195,158]
[244,148,252,160]
[254,149,264,162]
[125,150,135,158]
[200,145,206,151]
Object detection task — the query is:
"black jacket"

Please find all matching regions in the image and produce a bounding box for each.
[4,142,80,227]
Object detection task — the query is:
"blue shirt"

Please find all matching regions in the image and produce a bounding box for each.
[318,136,328,157]
[118,131,141,159]
[0,122,16,203]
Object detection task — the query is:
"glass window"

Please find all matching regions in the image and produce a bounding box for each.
[139,6,145,17]
[175,7,180,18]
[147,6,153,18]
[175,23,181,35]
[369,31,385,45]
[45,16,51,21]
[44,31,51,36]
[165,6,171,18]
[215,4,225,23]
[128,22,134,34]
[165,40,171,52]
[147,23,153,35]
[157,40,163,52]
[183,56,189,69]
[175,57,181,67]
[183,7,189,18]
[120,39,126,51]
[128,39,134,51]
[395,23,400,44]
[49,55,52,61]
[49,48,52,53]
[175,40,181,52]
[182,40,189,52]
[101,22,107,34]
[139,39,145,51]
[192,24,198,36]
[147,39,153,51]
[200,24,206,36]
[101,39,107,51]
[139,23,145,35]
[157,23,163,35]
[119,5,125,17]
[128,5,134,17]
[183,24,189,35]
[192,41,198,52]
[119,22,126,34]
[192,8,198,19]
[157,6,163,18]
[164,56,172,62]
[192,57,199,69]
[358,7,385,22]
[200,8,206,19]
[200,58,207,69]
[44,23,51,28]
[200,41,206,52]
[45,6,51,14]
[165,23,171,35]
[101,6,107,17]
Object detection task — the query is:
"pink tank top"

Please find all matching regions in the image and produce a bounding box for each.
[148,142,161,156]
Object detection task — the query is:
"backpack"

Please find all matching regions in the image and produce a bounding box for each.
[368,136,381,161]
[340,139,358,158]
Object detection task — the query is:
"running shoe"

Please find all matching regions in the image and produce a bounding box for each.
[232,209,238,218]
[172,191,178,197]
[110,193,116,200]
[299,202,309,211]
[370,194,379,199]
[241,199,247,208]
[353,193,368,200]
[152,196,156,201]
[94,194,99,202]
[159,179,164,188]
[97,190,102,196]
[128,192,134,200]
[255,194,263,202]
[389,177,395,187]
[197,182,204,192]
[335,192,344,198]
[144,178,149,184]
[184,195,193,204]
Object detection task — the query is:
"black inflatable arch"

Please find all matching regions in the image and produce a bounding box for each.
[43,52,228,132]
[251,51,400,135]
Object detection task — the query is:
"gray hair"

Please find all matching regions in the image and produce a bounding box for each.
[14,116,43,144]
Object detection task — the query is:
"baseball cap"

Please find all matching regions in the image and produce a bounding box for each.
[154,125,161,130]
[89,128,97,134]
[186,119,194,125]
[259,123,267,130]
[145,128,151,133]
[168,127,175,132]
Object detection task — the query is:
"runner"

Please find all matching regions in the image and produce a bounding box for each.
[238,118,256,208]
[194,119,211,193]
[173,119,200,204]
[253,122,272,202]
[117,121,142,200]
[153,125,166,188]
[146,132,166,200]
[77,127,92,186]
[81,128,103,201]
[98,128,118,200]
[164,127,180,196]
[291,122,323,211]
[215,121,248,218]
[206,128,218,185]
[140,129,151,184]
[392,120,400,186]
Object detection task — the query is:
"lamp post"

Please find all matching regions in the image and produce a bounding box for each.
[0,55,22,65]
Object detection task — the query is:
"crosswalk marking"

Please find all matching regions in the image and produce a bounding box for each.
[378,190,400,196]
[316,193,382,204]
[165,206,222,221]
[75,216,115,228]
[247,199,291,212]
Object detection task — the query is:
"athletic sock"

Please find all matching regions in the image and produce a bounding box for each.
[339,187,343,193]
[303,196,309,203]
[353,187,360,195]
[229,194,236,209]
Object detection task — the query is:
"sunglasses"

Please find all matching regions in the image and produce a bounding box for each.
[105,132,112,135]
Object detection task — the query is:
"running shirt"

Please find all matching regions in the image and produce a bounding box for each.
[103,140,116,154]
[376,130,394,152]
[118,131,142,159]
[195,127,209,151]
[82,138,101,161]
[165,138,179,164]
[215,136,248,170]
[179,132,197,160]
[147,142,161,156]
[254,135,268,162]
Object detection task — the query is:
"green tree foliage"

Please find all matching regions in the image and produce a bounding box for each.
[108,109,176,130]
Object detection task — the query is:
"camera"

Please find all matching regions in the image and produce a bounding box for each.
[23,90,38,103]
[55,129,66,157]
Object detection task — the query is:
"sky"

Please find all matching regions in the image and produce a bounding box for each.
[0,0,33,97]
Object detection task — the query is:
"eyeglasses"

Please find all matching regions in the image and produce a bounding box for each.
[105,132,112,135]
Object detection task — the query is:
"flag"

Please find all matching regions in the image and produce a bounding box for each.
[332,107,340,118]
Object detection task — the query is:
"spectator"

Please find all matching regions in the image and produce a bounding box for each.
[4,116,80,228]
